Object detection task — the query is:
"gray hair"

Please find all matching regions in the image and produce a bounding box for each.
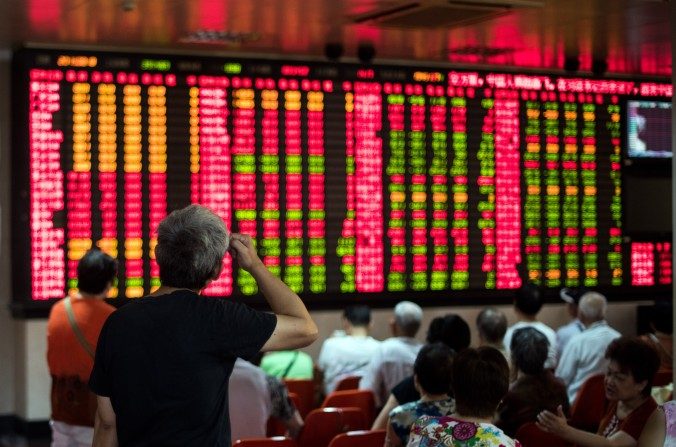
[394,301,423,337]
[476,307,507,344]
[578,292,607,322]
[155,205,230,290]
[511,327,549,375]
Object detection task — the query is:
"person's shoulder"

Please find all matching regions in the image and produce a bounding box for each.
[534,321,557,337]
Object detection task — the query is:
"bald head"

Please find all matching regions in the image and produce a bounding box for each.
[578,292,607,324]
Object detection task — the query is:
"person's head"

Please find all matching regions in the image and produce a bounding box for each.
[342,305,371,333]
[604,337,660,401]
[649,301,673,335]
[452,347,510,418]
[77,249,118,297]
[392,301,423,337]
[155,205,230,290]
[426,314,471,353]
[514,283,543,318]
[413,343,455,396]
[510,327,549,376]
[577,292,607,325]
[560,287,590,318]
[476,308,507,346]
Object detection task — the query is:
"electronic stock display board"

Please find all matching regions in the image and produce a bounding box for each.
[12,48,674,310]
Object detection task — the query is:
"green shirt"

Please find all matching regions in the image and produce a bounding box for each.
[260,351,314,379]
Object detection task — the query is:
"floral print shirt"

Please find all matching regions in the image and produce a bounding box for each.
[406,415,522,447]
[389,398,455,445]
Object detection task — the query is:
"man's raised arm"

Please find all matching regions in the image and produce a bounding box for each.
[229,233,318,351]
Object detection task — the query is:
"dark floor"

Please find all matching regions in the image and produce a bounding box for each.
[0,434,50,447]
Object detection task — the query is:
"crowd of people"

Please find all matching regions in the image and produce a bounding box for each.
[45,204,674,447]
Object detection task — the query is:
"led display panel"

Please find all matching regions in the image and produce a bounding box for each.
[12,48,673,306]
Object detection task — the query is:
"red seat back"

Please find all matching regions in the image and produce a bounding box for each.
[327,430,386,447]
[284,379,316,418]
[233,436,298,447]
[570,373,609,433]
[516,422,572,447]
[654,370,673,387]
[267,392,301,436]
[321,390,376,424]
[298,407,368,447]
[334,376,361,392]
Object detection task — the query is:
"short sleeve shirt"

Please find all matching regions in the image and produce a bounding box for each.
[89,290,276,447]
[389,398,455,445]
[407,416,522,447]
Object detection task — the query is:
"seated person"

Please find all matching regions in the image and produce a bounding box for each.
[504,283,558,369]
[385,343,456,446]
[641,301,673,374]
[317,305,381,394]
[476,307,509,361]
[557,287,589,358]
[359,301,423,407]
[260,350,314,380]
[538,337,661,447]
[637,400,676,447]
[229,358,303,443]
[407,347,520,447]
[372,313,470,429]
[496,327,569,437]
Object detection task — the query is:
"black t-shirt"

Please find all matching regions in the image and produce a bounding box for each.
[391,376,420,405]
[89,290,277,447]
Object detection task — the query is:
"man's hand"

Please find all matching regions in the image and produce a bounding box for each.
[229,233,264,272]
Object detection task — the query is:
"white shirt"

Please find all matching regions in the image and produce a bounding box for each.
[555,320,621,404]
[359,336,423,407]
[556,318,585,359]
[228,359,272,442]
[318,334,381,394]
[504,321,558,369]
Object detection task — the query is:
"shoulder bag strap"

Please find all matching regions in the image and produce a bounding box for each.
[281,351,300,378]
[64,297,95,359]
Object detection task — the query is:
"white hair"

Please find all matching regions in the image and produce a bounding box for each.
[578,292,607,322]
[394,301,423,336]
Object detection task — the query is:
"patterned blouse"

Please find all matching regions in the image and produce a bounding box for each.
[389,398,455,445]
[406,415,522,447]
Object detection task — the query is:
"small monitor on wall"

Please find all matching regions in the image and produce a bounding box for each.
[627,100,672,158]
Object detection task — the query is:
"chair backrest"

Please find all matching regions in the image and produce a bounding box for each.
[321,390,376,424]
[327,430,386,447]
[334,376,361,392]
[284,379,316,418]
[515,422,572,447]
[298,407,368,447]
[570,373,609,432]
[233,436,298,447]
[654,370,673,387]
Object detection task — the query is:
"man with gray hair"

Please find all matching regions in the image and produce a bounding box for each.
[359,301,423,406]
[555,291,621,404]
[90,205,318,447]
[476,307,509,361]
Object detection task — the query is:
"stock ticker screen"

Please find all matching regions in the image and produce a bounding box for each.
[13,48,673,305]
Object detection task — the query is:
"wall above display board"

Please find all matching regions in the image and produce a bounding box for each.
[11,47,673,316]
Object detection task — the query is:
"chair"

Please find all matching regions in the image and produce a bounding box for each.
[327,430,386,447]
[298,407,368,447]
[233,437,298,447]
[284,379,316,418]
[334,376,361,391]
[267,392,301,436]
[515,422,572,447]
[654,370,673,387]
[321,390,376,424]
[570,373,609,433]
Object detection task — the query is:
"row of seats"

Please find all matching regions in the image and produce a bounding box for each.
[234,429,386,447]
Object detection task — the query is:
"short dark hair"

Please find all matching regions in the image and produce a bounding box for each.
[514,283,544,316]
[77,249,118,295]
[414,343,455,395]
[343,305,371,327]
[605,337,660,397]
[650,301,673,335]
[511,327,549,375]
[476,308,507,344]
[452,347,509,418]
[426,314,471,352]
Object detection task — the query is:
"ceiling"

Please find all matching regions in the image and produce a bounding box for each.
[0,0,671,77]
